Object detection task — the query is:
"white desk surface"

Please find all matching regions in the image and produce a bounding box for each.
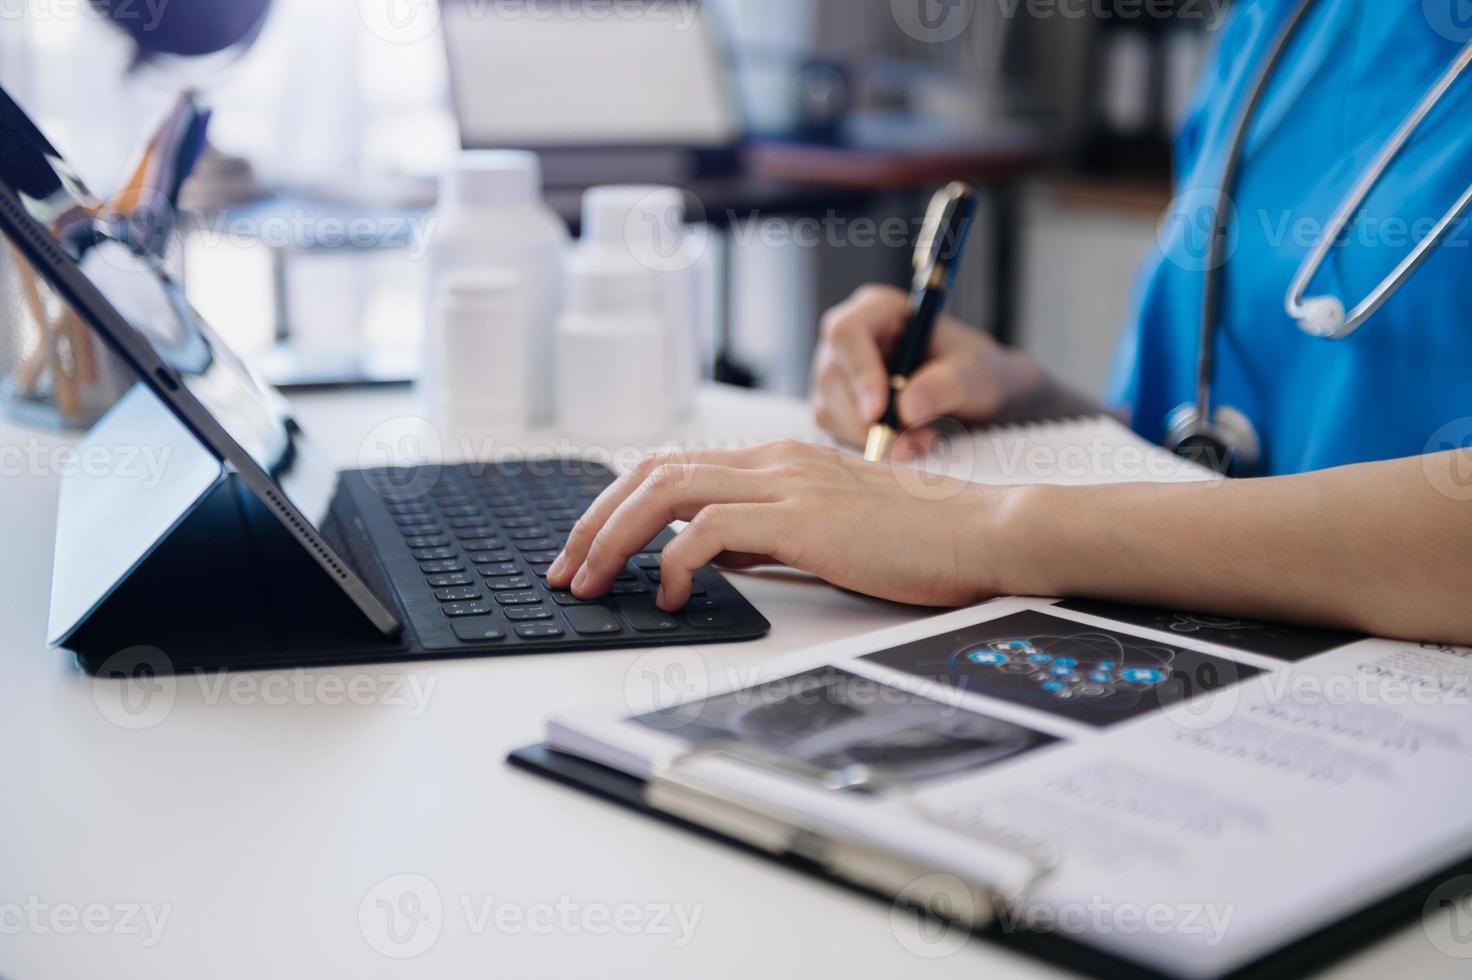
[0,384,1458,979]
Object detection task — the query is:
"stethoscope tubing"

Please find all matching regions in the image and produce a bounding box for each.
[1284,38,1472,339]
[1195,0,1318,425]
[1193,0,1472,434]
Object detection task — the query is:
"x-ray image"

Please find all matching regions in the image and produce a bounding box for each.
[636,666,1057,787]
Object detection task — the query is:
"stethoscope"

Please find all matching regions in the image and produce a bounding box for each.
[1164,0,1472,475]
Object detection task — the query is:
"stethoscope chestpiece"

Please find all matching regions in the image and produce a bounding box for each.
[1164,403,1262,477]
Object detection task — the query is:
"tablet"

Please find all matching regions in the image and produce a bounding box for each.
[0,86,402,636]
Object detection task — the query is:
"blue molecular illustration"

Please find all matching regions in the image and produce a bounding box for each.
[955,633,1175,702]
[862,610,1264,727]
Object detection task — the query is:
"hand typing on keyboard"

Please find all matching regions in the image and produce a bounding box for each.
[546,440,1010,613]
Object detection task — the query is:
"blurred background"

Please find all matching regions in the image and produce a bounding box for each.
[0,0,1220,408]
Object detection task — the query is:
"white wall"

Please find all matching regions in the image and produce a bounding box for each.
[1014,184,1162,400]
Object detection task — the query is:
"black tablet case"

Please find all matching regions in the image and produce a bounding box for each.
[509,743,1472,980]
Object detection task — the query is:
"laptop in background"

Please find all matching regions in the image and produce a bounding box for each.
[439,0,745,185]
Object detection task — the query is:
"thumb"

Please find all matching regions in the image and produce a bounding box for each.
[896,359,968,428]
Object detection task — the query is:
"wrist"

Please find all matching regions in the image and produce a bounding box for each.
[972,483,1064,598]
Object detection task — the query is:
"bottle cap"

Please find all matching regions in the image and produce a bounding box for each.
[581,185,685,263]
[443,151,542,209]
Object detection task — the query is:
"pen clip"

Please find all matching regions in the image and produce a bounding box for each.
[913,181,979,274]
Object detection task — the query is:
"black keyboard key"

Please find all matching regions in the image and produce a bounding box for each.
[477,563,521,578]
[514,538,560,552]
[522,550,561,564]
[527,563,554,578]
[633,554,661,570]
[616,598,679,633]
[487,577,534,592]
[401,524,442,538]
[454,527,501,542]
[395,514,438,528]
[505,607,553,622]
[609,582,649,596]
[441,506,481,519]
[684,608,733,630]
[451,618,505,643]
[563,605,623,636]
[653,576,706,596]
[412,547,457,562]
[653,579,703,594]
[500,516,540,530]
[642,573,700,596]
[462,538,506,552]
[404,535,450,550]
[443,601,494,618]
[515,624,566,639]
[427,573,475,588]
[551,591,589,607]
[687,597,720,611]
[421,560,466,574]
[469,551,517,565]
[495,591,542,606]
[507,527,552,541]
[435,587,482,602]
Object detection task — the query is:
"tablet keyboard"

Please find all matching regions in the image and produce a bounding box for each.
[353,460,769,654]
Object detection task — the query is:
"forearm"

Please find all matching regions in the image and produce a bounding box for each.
[990,452,1472,644]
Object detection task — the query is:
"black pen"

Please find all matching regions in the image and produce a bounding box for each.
[864,181,980,462]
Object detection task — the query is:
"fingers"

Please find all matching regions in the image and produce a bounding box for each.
[568,464,778,597]
[896,356,970,428]
[548,447,759,588]
[812,286,910,440]
[657,505,787,610]
[812,354,871,447]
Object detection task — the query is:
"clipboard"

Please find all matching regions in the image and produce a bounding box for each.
[509,742,1472,980]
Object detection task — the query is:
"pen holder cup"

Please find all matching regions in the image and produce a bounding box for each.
[0,245,132,430]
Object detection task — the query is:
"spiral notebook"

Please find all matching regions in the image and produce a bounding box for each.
[905,414,1219,486]
[673,409,1218,488]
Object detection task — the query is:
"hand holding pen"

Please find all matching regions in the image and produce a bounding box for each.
[810,182,1053,461]
[863,182,980,461]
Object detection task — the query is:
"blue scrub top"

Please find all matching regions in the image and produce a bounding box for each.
[1110,0,1472,475]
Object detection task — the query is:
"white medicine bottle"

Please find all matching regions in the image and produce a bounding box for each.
[423,151,569,423]
[578,186,705,415]
[428,268,528,443]
[555,253,674,442]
